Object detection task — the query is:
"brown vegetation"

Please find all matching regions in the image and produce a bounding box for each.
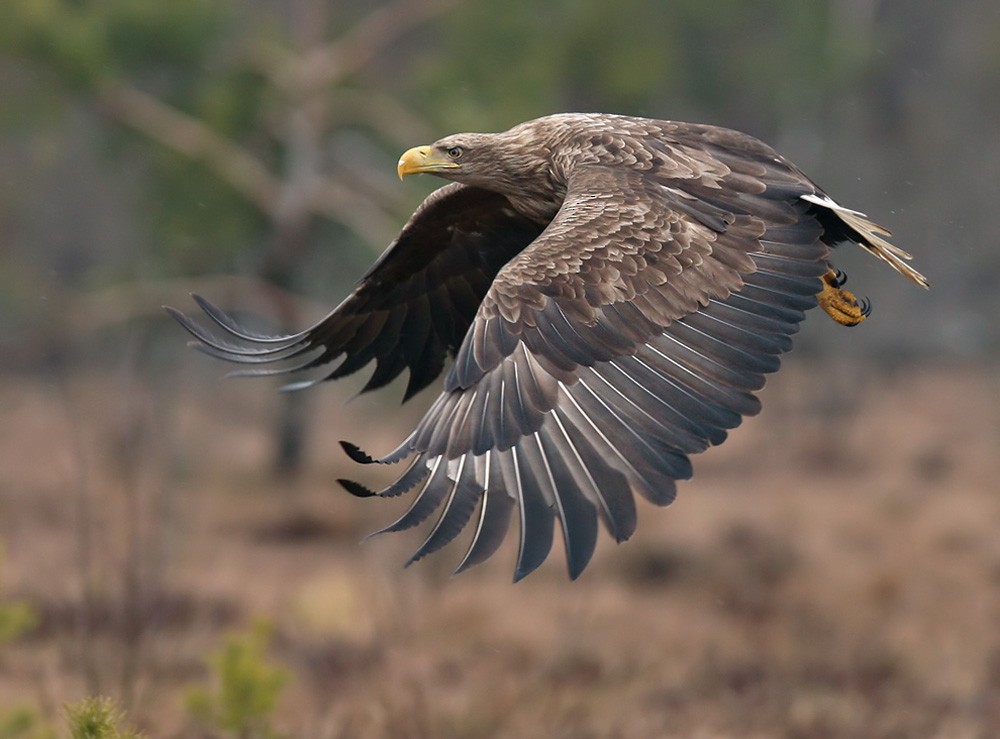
[1,360,998,737]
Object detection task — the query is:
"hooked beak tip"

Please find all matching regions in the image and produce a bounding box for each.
[397,145,430,179]
[397,145,459,179]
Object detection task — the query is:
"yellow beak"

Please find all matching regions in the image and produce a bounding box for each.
[397,146,460,179]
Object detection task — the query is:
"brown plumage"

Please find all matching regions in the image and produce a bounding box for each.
[168,113,928,581]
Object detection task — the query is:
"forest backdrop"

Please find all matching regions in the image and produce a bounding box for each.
[2,0,999,366]
[1,1,999,737]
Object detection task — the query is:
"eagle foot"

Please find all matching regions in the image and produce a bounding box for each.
[818,270,870,326]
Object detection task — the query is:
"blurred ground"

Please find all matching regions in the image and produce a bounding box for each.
[1,357,998,738]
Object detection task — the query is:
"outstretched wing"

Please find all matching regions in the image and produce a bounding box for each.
[349,158,831,581]
[168,183,544,400]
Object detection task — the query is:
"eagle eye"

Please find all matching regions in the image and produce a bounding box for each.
[446,146,464,159]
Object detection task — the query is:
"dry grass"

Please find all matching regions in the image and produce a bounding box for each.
[1,360,999,738]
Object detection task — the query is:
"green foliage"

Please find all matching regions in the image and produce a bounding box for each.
[0,544,49,739]
[418,0,864,132]
[0,0,884,303]
[0,0,863,289]
[0,0,262,276]
[185,620,289,739]
[146,153,270,276]
[0,0,227,91]
[63,698,142,739]
[0,543,36,645]
[0,600,36,645]
[0,706,56,739]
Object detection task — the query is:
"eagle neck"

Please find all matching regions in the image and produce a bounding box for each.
[496,153,567,224]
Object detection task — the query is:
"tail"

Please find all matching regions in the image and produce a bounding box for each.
[801,193,929,289]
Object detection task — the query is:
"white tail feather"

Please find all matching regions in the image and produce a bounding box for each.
[801,193,929,288]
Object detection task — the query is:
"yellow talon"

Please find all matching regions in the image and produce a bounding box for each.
[818,270,870,327]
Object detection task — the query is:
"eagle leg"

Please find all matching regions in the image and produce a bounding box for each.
[818,269,871,326]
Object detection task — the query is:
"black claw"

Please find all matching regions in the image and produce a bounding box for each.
[340,440,376,464]
[338,478,377,497]
[833,269,848,288]
[860,297,872,317]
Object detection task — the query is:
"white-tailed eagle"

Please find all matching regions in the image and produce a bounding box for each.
[169,113,927,581]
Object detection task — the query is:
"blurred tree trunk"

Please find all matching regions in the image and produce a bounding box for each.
[84,0,458,477]
[261,0,329,477]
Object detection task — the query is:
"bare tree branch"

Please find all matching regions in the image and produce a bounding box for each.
[328,88,438,145]
[98,83,399,248]
[99,84,282,217]
[85,0,456,286]
[307,176,400,248]
[49,276,332,340]
[275,0,463,95]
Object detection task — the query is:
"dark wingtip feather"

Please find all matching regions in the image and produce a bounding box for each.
[340,440,377,464]
[402,369,434,403]
[512,565,534,584]
[165,306,208,340]
[338,478,377,498]
[163,305,184,322]
[564,527,598,580]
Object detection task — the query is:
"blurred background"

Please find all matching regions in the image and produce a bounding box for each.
[1,1,998,736]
